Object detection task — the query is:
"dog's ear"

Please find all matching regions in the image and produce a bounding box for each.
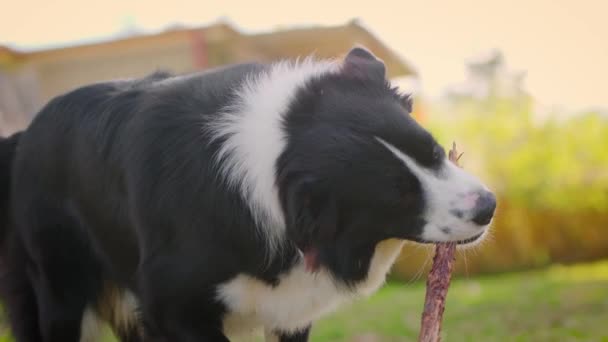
[342,46,386,82]
[399,93,413,113]
[283,179,338,254]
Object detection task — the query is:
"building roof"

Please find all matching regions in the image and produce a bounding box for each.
[0,46,24,67]
[2,20,416,78]
[237,20,416,78]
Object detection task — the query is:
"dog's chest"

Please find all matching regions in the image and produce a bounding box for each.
[217,239,405,337]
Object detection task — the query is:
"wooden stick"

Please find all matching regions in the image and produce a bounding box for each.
[418,142,462,342]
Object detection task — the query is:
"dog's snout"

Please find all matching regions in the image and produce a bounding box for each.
[471,190,496,225]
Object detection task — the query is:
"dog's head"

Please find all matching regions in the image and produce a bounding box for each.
[278,47,495,268]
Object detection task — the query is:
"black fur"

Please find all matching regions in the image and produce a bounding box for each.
[0,48,450,341]
[0,132,43,342]
[0,132,20,244]
[277,326,311,342]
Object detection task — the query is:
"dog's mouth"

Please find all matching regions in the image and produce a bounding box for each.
[409,232,485,246]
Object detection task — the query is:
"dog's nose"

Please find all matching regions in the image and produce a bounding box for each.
[471,190,496,225]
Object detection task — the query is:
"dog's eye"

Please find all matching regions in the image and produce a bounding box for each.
[432,146,444,162]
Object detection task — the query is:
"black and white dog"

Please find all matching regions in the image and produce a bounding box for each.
[0,47,495,342]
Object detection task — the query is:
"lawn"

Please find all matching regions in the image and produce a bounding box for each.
[311,260,608,342]
[2,260,607,342]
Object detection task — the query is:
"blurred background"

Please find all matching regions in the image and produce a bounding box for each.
[1,0,607,341]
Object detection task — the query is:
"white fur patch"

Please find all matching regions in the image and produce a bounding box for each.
[218,239,404,339]
[264,328,281,342]
[80,307,102,342]
[208,58,339,255]
[102,289,140,332]
[376,138,490,242]
[79,287,140,341]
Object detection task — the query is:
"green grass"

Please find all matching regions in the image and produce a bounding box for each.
[2,260,608,342]
[311,260,608,342]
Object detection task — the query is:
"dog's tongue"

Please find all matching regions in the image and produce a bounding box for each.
[303,248,320,272]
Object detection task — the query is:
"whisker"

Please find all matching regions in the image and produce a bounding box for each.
[399,242,421,258]
[456,249,469,279]
[408,246,433,284]
[462,249,469,278]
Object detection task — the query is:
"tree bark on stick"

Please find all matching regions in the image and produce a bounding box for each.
[418,142,463,342]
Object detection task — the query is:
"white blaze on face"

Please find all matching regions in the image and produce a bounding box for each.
[376,138,491,243]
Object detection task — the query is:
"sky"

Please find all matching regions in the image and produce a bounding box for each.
[1,0,607,112]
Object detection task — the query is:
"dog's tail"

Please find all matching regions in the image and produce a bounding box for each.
[0,132,22,241]
[0,131,21,244]
[0,131,42,341]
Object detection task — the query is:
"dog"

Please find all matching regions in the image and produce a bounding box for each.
[0,46,496,342]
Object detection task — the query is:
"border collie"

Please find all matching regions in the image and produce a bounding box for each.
[0,47,495,342]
